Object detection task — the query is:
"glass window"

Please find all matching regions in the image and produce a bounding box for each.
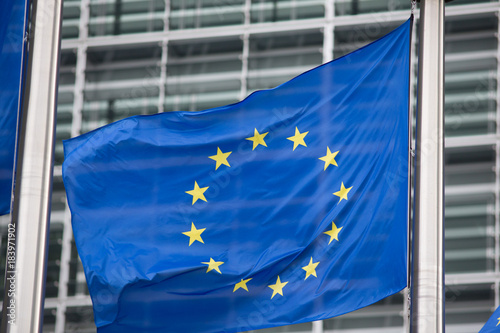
[56,51,77,165]
[166,37,243,111]
[324,292,404,331]
[447,0,497,6]
[445,146,496,187]
[89,0,165,36]
[65,306,96,332]
[42,308,57,333]
[62,0,81,39]
[445,284,494,331]
[245,321,313,332]
[445,14,498,136]
[335,0,409,16]
[250,0,324,23]
[248,30,323,91]
[46,224,63,299]
[67,241,90,297]
[445,196,495,274]
[83,44,161,132]
[333,22,399,59]
[169,0,245,30]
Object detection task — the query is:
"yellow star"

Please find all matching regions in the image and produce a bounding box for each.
[182,222,205,246]
[268,275,288,299]
[246,128,268,150]
[233,278,253,292]
[201,258,224,274]
[186,181,209,205]
[324,221,343,244]
[333,182,352,204]
[319,147,339,170]
[209,147,232,170]
[302,257,320,280]
[287,127,308,150]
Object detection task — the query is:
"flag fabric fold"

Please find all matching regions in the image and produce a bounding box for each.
[0,0,27,215]
[63,18,411,333]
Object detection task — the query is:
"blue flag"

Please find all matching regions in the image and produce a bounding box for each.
[0,0,27,215]
[480,307,500,332]
[63,18,411,333]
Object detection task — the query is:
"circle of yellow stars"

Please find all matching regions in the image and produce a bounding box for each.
[181,125,352,299]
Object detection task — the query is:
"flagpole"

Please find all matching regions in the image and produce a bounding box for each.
[0,0,62,331]
[410,0,445,333]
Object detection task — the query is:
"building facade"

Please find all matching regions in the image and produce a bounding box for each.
[0,0,498,332]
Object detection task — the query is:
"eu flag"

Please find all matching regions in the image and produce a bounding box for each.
[479,306,500,332]
[63,18,411,333]
[0,0,27,215]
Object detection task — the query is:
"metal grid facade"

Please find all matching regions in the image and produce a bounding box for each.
[0,0,499,332]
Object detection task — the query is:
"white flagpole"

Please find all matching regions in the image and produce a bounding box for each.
[411,0,445,332]
[1,0,62,331]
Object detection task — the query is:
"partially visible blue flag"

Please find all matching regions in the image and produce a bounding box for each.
[480,306,500,332]
[0,0,27,215]
[63,19,411,333]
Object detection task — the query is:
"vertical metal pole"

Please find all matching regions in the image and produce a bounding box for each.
[410,1,445,333]
[312,320,323,333]
[239,0,251,101]
[158,0,170,114]
[322,0,334,64]
[1,0,63,331]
